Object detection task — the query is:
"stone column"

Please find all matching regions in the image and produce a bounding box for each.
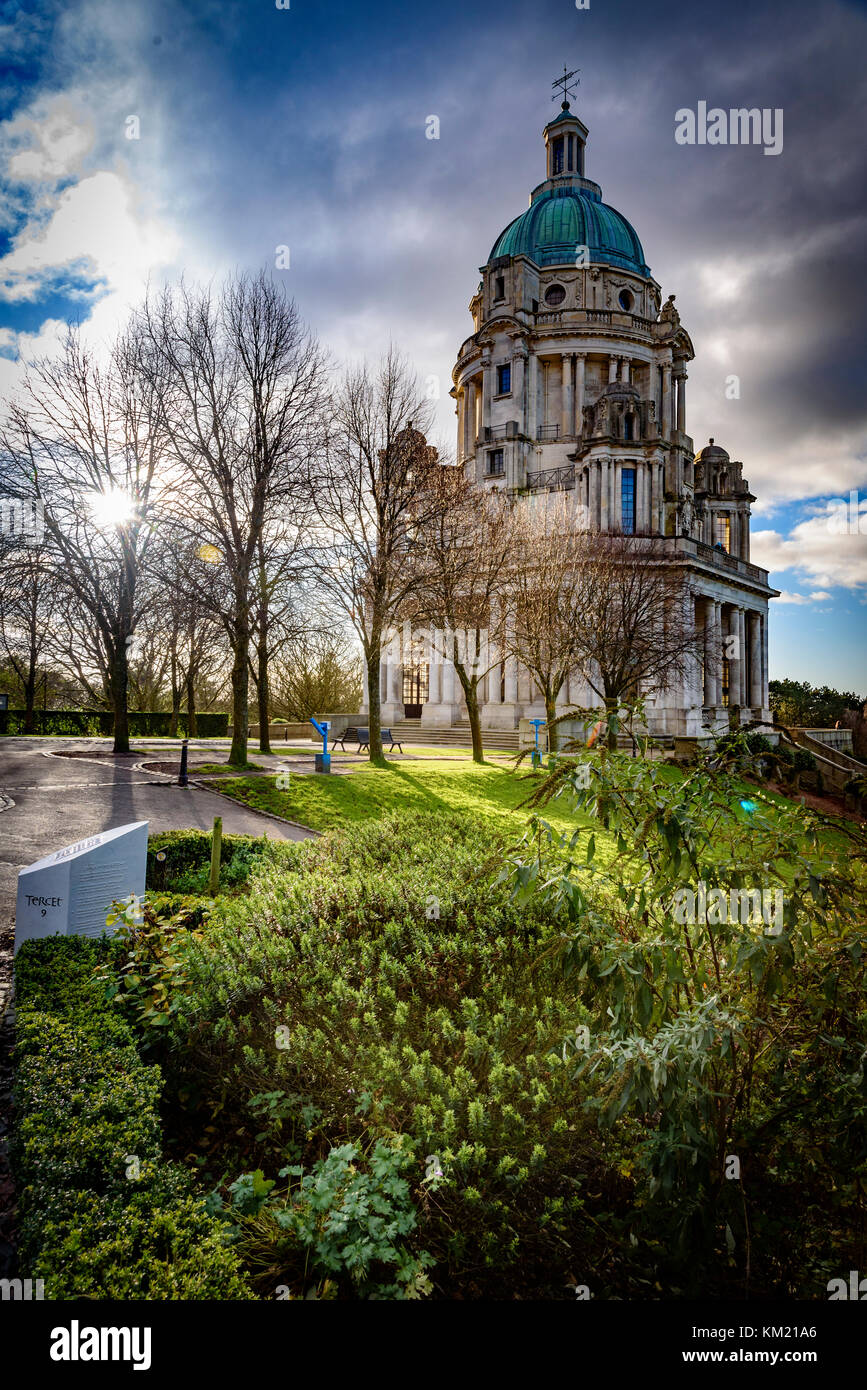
[467,380,477,451]
[482,357,492,436]
[527,353,538,440]
[561,353,573,438]
[650,460,660,535]
[749,612,762,707]
[702,600,715,707]
[442,631,455,707]
[600,458,610,530]
[636,464,645,533]
[676,370,687,433]
[513,351,526,420]
[761,614,769,709]
[614,461,623,530]
[728,608,743,707]
[428,629,441,704]
[712,601,723,706]
[589,461,600,527]
[661,363,672,442]
[621,355,630,383]
[609,355,618,383]
[574,353,585,436]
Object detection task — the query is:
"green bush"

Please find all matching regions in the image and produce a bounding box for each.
[27,1180,252,1299]
[12,936,253,1299]
[505,741,867,1296]
[0,709,228,737]
[121,814,623,1298]
[147,830,269,895]
[226,1141,435,1300]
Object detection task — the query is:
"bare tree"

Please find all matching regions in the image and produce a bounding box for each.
[140,270,327,765]
[568,532,699,750]
[312,349,438,763]
[411,467,514,762]
[0,543,59,732]
[271,623,362,720]
[505,497,587,752]
[0,324,165,752]
[249,525,307,753]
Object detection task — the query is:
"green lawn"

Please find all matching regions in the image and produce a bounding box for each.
[209,753,858,872]
[211,758,592,839]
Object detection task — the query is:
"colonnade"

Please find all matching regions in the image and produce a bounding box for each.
[699,599,767,709]
[456,349,688,456]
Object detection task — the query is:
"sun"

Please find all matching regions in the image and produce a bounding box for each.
[88,489,137,529]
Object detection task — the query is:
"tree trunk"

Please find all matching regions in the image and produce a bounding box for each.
[186,667,197,737]
[366,631,384,763]
[169,645,180,738]
[458,667,484,763]
[112,640,131,754]
[23,662,36,736]
[257,634,271,754]
[604,694,619,752]
[228,621,249,766]
[546,691,559,753]
[23,593,38,735]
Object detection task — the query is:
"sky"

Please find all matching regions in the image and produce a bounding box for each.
[1,0,865,693]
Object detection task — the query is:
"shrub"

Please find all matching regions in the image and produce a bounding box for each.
[12,936,253,1299]
[121,814,624,1297]
[505,743,867,1295]
[147,830,268,895]
[0,709,228,737]
[225,1141,435,1300]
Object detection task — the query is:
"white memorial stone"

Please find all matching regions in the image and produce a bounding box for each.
[15,821,149,953]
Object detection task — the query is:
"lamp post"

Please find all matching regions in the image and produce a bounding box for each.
[310,717,331,773]
[529,718,546,771]
[178,737,189,787]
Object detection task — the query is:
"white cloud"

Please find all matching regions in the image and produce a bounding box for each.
[4,94,96,185]
[753,506,867,590]
[0,169,180,305]
[773,589,833,604]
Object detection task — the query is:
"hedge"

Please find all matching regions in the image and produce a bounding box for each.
[0,709,228,737]
[12,935,253,1299]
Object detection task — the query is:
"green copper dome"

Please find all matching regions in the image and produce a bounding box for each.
[490,183,650,278]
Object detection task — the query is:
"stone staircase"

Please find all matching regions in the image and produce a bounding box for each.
[389,719,520,751]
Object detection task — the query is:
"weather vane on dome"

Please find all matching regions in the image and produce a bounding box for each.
[552,66,580,108]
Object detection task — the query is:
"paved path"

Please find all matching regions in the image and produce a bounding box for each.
[0,738,315,979]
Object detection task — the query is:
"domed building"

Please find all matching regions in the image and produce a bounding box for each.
[376,97,778,742]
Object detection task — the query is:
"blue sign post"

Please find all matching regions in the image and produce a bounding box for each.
[529,719,546,771]
[310,718,331,773]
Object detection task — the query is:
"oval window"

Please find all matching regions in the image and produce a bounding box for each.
[618,289,634,312]
[544,284,566,306]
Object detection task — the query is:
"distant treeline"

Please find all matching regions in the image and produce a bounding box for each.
[769,678,865,728]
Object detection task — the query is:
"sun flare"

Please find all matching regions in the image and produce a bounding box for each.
[88,489,136,529]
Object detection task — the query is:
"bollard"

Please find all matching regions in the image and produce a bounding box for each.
[209,816,222,896]
[178,738,189,787]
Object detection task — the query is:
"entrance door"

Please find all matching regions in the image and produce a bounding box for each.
[403,661,429,719]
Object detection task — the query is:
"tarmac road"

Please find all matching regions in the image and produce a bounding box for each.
[0,737,315,985]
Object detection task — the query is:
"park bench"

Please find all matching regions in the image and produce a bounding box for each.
[331,726,403,754]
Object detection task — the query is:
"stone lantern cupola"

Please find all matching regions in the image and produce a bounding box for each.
[544,101,588,181]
